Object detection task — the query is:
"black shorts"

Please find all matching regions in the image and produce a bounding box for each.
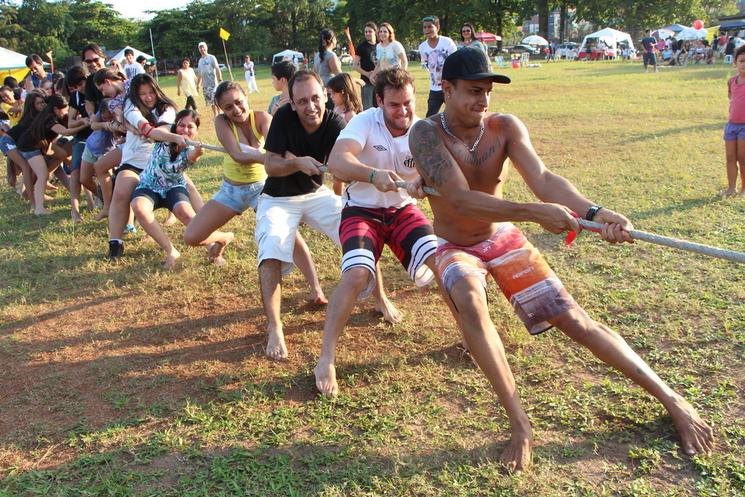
[132,186,190,212]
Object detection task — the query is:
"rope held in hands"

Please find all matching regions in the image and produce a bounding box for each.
[187,140,745,263]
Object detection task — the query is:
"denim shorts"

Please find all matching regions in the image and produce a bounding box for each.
[132,186,190,211]
[19,148,42,160]
[0,134,15,155]
[65,139,86,173]
[81,145,104,164]
[724,122,745,141]
[212,179,265,214]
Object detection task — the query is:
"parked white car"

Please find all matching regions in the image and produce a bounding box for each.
[556,42,579,59]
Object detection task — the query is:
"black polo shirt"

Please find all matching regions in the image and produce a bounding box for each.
[262,103,345,197]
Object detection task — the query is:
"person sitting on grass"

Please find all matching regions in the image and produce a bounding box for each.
[131,109,234,269]
[723,44,745,197]
[15,94,87,215]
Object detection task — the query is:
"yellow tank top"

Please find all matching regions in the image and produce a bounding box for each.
[222,110,267,184]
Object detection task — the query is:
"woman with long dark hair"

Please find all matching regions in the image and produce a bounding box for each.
[131,109,232,269]
[314,28,342,87]
[0,91,46,207]
[458,22,488,55]
[15,94,88,215]
[106,73,181,258]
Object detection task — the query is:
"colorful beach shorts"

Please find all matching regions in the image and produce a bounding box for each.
[339,203,437,298]
[436,223,577,335]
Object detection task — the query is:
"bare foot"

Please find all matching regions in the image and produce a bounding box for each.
[265,324,288,360]
[499,432,533,473]
[375,297,403,324]
[309,288,328,305]
[163,249,181,270]
[667,395,714,456]
[43,194,54,201]
[45,181,58,192]
[164,212,178,226]
[34,209,51,216]
[739,189,745,197]
[94,209,109,221]
[207,232,234,266]
[721,188,737,197]
[71,212,82,224]
[314,359,339,396]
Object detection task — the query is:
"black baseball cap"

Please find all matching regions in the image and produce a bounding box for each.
[442,47,511,84]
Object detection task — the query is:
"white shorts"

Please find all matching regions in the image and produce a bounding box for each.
[255,186,342,272]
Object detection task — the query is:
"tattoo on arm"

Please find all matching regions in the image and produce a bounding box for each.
[410,120,455,188]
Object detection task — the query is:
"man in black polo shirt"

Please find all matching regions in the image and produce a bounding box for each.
[353,22,378,109]
[256,70,346,360]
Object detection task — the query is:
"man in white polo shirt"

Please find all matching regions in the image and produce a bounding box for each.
[314,68,439,396]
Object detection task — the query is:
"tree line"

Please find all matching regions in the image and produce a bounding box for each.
[1,0,738,64]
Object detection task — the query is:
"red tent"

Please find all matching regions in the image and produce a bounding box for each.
[475,32,501,43]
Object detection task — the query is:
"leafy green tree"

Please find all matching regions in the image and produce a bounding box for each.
[67,0,139,53]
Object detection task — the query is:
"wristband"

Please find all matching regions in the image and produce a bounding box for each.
[369,169,377,183]
[585,205,603,221]
[138,121,154,138]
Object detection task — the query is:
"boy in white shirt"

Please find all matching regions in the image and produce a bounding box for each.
[418,15,457,117]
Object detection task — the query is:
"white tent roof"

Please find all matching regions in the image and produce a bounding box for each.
[107,46,154,62]
[272,49,305,64]
[580,27,634,50]
[0,47,27,71]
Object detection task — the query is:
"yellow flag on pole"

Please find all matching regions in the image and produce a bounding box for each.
[219,28,231,41]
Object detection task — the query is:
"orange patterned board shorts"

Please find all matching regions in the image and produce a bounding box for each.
[436,223,577,335]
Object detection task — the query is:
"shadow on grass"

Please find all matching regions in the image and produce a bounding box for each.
[625,122,723,142]
[0,417,700,496]
[629,195,720,220]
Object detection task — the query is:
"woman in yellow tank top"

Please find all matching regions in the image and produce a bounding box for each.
[183,82,327,303]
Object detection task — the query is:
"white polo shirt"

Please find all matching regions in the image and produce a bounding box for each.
[337,107,420,209]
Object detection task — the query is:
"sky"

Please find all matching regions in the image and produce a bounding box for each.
[106,0,190,20]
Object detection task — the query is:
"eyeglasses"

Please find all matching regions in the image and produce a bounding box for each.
[84,57,101,64]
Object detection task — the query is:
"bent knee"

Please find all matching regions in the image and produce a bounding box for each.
[343,266,373,290]
[448,277,487,311]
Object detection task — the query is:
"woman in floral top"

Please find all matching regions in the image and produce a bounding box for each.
[131,109,234,269]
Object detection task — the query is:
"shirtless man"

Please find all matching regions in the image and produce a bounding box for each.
[408,47,714,472]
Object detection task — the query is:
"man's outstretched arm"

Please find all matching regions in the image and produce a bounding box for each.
[504,115,633,242]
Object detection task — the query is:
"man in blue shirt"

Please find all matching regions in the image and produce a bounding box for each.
[23,53,53,91]
[641,30,658,73]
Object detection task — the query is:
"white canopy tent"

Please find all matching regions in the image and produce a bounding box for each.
[107,46,155,62]
[579,27,635,52]
[675,27,708,41]
[272,49,304,68]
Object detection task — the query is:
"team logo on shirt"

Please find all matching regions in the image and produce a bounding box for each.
[404,156,416,168]
[373,145,388,151]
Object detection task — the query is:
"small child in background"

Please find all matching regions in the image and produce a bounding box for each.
[327,73,363,123]
[326,73,363,195]
[723,44,745,196]
[267,61,296,115]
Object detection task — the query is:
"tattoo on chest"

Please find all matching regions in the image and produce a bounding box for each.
[453,142,499,168]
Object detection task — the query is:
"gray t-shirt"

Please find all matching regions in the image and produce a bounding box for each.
[198,54,219,90]
[314,50,335,85]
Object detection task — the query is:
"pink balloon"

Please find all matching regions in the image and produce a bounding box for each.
[693,19,704,30]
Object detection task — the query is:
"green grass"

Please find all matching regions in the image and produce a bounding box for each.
[0,60,744,496]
